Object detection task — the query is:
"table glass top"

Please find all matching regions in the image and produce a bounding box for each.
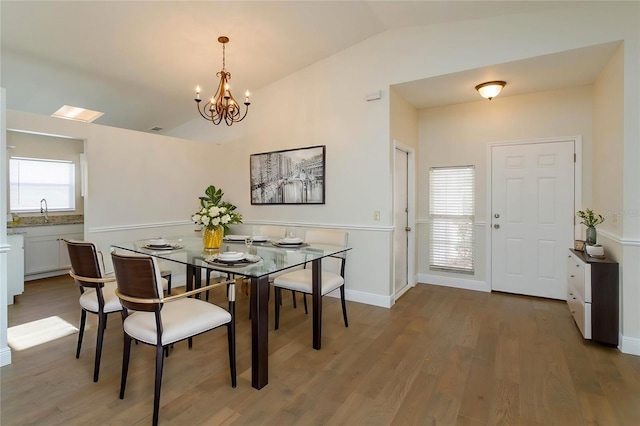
[112,235,350,278]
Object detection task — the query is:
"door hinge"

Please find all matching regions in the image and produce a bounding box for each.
[574,153,576,162]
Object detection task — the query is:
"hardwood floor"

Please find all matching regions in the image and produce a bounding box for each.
[2,276,639,425]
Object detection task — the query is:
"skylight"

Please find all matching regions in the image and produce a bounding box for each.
[51,105,104,123]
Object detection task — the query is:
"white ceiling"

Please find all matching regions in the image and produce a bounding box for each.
[0,1,615,134]
[393,41,620,109]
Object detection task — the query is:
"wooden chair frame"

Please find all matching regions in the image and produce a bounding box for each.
[66,241,121,383]
[274,252,348,331]
[113,254,238,426]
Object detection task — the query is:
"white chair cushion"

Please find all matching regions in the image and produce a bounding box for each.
[79,282,122,313]
[123,298,231,346]
[160,277,170,291]
[273,269,344,296]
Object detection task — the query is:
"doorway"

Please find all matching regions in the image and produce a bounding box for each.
[489,138,579,300]
[393,142,415,300]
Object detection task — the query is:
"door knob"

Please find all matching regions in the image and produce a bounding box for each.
[405,226,412,232]
[493,224,500,229]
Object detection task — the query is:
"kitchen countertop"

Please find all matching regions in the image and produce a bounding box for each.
[7,214,84,228]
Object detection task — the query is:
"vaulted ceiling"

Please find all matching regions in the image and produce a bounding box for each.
[1,1,615,135]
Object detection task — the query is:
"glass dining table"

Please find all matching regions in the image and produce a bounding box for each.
[111,234,351,390]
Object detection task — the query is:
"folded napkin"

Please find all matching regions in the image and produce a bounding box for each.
[218,251,245,261]
[224,235,248,241]
[279,237,303,244]
[148,238,168,246]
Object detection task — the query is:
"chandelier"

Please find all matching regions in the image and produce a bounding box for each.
[195,36,250,125]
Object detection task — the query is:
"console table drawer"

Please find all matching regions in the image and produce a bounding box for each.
[567,284,591,339]
[567,251,590,302]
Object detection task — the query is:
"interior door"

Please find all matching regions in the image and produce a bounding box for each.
[491,141,574,300]
[394,148,409,296]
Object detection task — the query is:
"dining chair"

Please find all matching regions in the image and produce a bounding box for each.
[158,263,173,294]
[65,240,123,383]
[111,252,236,426]
[272,229,349,332]
[255,225,304,308]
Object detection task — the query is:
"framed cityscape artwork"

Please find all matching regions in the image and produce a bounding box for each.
[250,145,325,205]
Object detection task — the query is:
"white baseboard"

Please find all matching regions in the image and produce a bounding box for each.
[0,346,12,367]
[418,273,490,293]
[394,283,414,301]
[620,334,640,356]
[325,288,392,308]
[25,269,68,282]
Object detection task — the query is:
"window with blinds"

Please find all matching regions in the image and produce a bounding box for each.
[429,165,475,273]
[10,157,76,212]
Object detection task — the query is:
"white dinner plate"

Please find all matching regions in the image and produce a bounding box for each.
[205,253,261,266]
[142,243,183,250]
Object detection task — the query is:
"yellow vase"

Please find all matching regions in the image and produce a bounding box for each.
[202,226,223,249]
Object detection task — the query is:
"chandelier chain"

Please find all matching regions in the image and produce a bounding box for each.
[222,42,226,72]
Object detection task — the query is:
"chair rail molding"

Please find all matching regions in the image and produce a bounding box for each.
[598,228,640,247]
[91,220,395,234]
[244,220,394,233]
[88,220,193,234]
[417,219,487,226]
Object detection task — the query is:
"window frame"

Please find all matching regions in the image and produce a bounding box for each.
[9,156,77,213]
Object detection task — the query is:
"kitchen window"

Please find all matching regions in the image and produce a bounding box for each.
[9,157,76,212]
[429,165,475,273]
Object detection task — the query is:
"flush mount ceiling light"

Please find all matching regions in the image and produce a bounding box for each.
[194,36,250,126]
[475,81,506,100]
[52,105,104,122]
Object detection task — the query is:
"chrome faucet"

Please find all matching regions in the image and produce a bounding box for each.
[40,198,49,223]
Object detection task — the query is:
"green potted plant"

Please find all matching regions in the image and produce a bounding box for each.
[577,208,604,246]
[192,185,242,249]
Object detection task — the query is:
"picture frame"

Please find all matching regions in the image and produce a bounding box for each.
[574,240,585,251]
[250,145,325,205]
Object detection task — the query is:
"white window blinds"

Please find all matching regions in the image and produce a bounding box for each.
[10,157,76,212]
[429,165,475,273]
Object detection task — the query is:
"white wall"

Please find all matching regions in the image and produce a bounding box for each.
[0,88,11,366]
[592,43,640,354]
[390,87,419,151]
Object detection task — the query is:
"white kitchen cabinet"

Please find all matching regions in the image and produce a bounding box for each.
[25,235,61,274]
[17,224,83,280]
[7,234,25,304]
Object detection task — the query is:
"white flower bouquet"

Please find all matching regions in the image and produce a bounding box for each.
[192,185,242,231]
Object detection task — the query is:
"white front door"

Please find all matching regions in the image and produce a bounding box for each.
[394,147,409,297]
[491,140,575,300]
